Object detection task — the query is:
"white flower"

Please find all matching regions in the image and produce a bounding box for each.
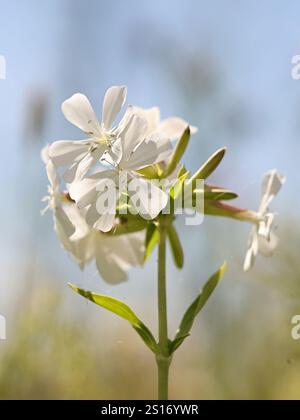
[70,114,171,232]
[48,86,128,183]
[243,170,286,272]
[42,146,93,262]
[42,146,146,283]
[125,105,198,139]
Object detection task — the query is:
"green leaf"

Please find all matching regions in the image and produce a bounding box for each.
[169,334,190,354]
[203,184,238,201]
[163,127,190,177]
[204,200,258,223]
[138,163,164,179]
[169,261,227,354]
[143,223,159,263]
[178,165,189,178]
[191,147,226,181]
[169,169,190,200]
[167,224,184,269]
[69,284,158,353]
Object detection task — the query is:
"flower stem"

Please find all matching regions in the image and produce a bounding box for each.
[156,222,170,400]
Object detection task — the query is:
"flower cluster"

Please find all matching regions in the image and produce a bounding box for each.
[42,85,285,283]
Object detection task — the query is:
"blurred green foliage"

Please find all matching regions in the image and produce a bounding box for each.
[0,222,299,400]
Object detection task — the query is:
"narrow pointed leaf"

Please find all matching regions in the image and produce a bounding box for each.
[203,185,238,201]
[169,261,227,354]
[191,147,226,181]
[178,165,189,178]
[169,169,190,200]
[138,163,164,179]
[143,223,159,263]
[204,200,258,223]
[167,224,184,268]
[69,284,158,353]
[163,127,190,177]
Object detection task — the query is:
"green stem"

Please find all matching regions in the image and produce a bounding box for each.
[156,222,170,400]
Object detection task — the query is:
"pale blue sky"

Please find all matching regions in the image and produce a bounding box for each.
[0,0,299,313]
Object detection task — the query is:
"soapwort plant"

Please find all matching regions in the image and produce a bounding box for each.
[42,85,285,399]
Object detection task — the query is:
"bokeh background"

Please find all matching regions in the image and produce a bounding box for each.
[0,0,300,400]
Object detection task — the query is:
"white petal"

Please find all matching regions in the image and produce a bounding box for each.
[46,159,60,190]
[129,178,168,219]
[71,234,94,269]
[69,170,114,208]
[93,212,116,233]
[54,207,94,268]
[157,117,198,139]
[49,140,90,167]
[54,206,74,247]
[119,115,148,165]
[257,231,279,257]
[102,85,127,130]
[127,106,160,134]
[94,239,127,284]
[148,133,172,163]
[93,231,145,284]
[243,228,258,271]
[72,144,107,182]
[62,93,101,136]
[124,138,159,170]
[63,203,90,241]
[243,246,255,272]
[125,133,172,171]
[260,169,286,212]
[41,144,50,163]
[85,203,100,227]
[258,213,274,240]
[116,231,145,266]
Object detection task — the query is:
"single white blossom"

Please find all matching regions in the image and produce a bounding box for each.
[70,114,171,232]
[49,85,128,183]
[243,170,285,272]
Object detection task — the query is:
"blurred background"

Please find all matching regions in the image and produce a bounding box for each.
[0,0,300,400]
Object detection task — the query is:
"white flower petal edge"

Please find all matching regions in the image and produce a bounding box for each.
[102,85,127,130]
[243,170,285,272]
[94,231,145,284]
[157,117,198,139]
[126,105,198,139]
[49,86,129,183]
[62,93,102,136]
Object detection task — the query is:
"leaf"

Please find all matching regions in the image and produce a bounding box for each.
[69,284,158,353]
[191,147,226,181]
[143,223,159,263]
[167,224,184,268]
[163,127,190,177]
[204,200,257,223]
[169,261,227,354]
[203,185,238,201]
[169,334,190,354]
[169,169,190,200]
[138,163,164,179]
[178,165,189,178]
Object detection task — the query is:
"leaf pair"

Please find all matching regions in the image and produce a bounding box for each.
[69,262,227,357]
